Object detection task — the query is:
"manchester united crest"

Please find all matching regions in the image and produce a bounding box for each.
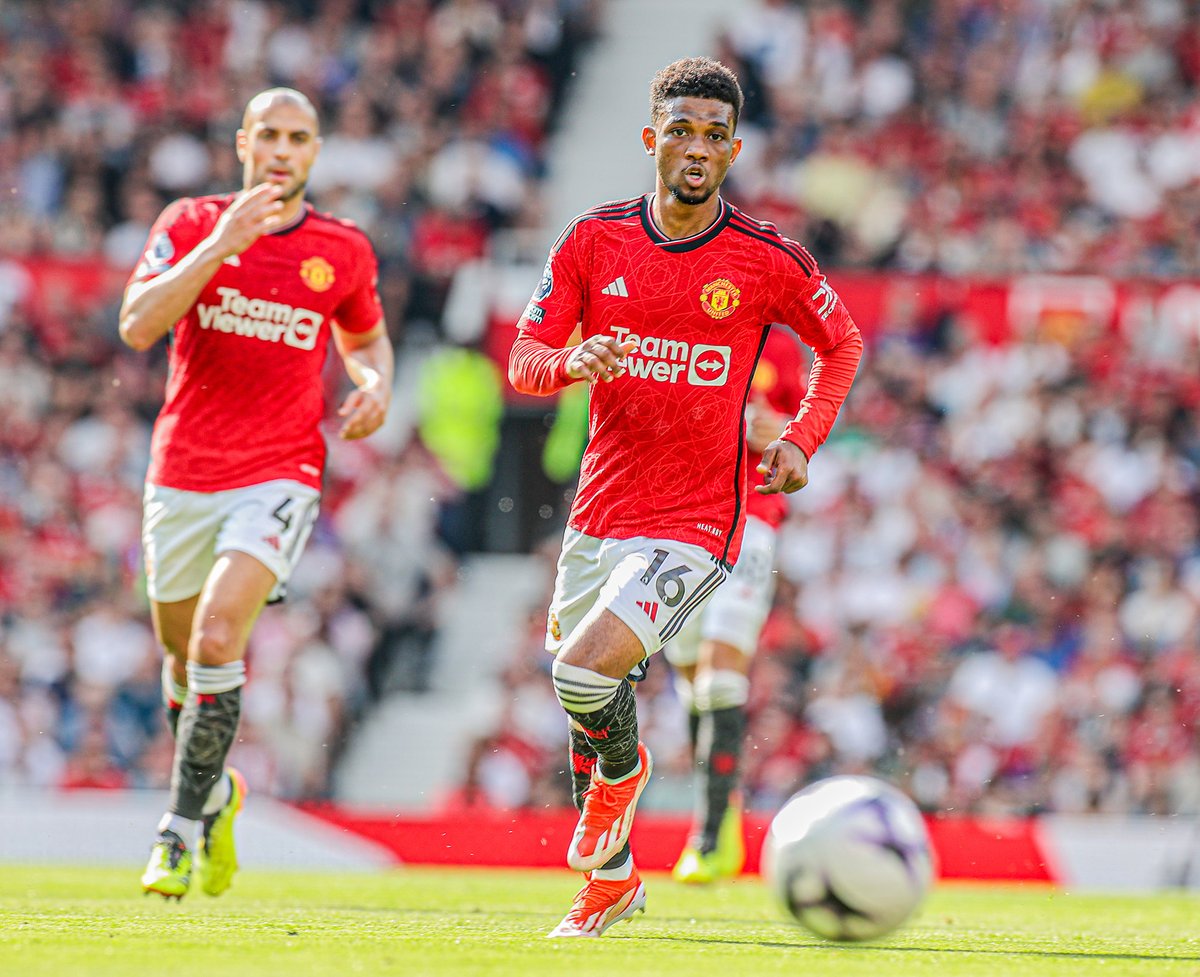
[300,256,336,292]
[700,278,741,319]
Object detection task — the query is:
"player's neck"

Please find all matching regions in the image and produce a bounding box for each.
[274,195,308,229]
[650,189,723,241]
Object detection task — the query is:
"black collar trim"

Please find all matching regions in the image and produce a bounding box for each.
[268,203,311,236]
[639,194,731,253]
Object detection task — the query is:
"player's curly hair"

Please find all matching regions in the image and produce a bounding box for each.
[649,57,744,130]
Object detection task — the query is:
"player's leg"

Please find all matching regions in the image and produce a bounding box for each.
[549,610,649,937]
[190,481,318,896]
[547,535,726,936]
[143,552,273,898]
[663,618,715,880]
[675,517,775,882]
[690,638,751,876]
[178,552,272,887]
[150,597,198,737]
[142,480,318,899]
[140,486,219,897]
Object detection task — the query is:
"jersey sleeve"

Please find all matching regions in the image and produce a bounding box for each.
[507,220,588,396]
[127,198,208,286]
[766,240,864,460]
[333,233,384,334]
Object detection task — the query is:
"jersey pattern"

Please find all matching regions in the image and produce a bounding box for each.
[130,195,383,493]
[510,194,862,565]
[746,326,808,529]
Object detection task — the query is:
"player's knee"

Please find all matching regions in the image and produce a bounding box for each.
[189,618,243,666]
[694,668,749,711]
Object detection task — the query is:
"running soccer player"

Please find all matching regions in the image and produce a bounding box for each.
[508,58,863,937]
[119,88,393,899]
[665,325,805,884]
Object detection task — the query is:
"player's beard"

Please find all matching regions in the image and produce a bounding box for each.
[279,178,307,203]
[665,179,717,206]
[254,170,308,203]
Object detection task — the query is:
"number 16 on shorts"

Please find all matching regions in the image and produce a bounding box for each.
[545,530,728,658]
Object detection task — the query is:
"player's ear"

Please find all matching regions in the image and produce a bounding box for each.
[235,129,248,163]
[641,125,656,156]
[729,136,743,165]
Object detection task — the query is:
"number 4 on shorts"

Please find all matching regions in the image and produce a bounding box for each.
[272,498,294,532]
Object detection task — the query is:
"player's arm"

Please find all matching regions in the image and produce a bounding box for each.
[333,319,393,440]
[759,259,864,496]
[118,185,284,351]
[508,224,637,395]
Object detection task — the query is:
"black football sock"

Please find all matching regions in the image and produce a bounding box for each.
[696,705,746,853]
[552,662,641,781]
[169,663,244,819]
[568,721,598,811]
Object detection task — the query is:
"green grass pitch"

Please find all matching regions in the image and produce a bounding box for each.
[2,866,1198,977]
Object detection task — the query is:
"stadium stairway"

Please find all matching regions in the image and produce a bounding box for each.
[334,554,551,807]
[544,0,734,235]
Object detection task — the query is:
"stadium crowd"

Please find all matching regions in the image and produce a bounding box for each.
[716,0,1200,278]
[3,0,1200,818]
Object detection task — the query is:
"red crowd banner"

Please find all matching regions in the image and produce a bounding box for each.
[297,805,1060,882]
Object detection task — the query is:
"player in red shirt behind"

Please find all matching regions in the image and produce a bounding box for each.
[119,88,394,900]
[665,325,806,885]
[509,58,863,937]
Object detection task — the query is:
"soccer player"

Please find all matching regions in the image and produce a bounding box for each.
[508,58,863,937]
[119,88,393,899]
[665,325,805,884]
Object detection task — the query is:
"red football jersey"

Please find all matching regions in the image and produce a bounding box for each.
[129,194,383,493]
[746,326,808,529]
[509,194,862,564]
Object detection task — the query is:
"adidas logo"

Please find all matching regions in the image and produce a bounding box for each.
[635,599,659,622]
[224,254,241,266]
[601,276,628,297]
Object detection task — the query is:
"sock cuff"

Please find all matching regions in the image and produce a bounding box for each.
[694,669,750,711]
[551,660,622,714]
[592,853,634,881]
[161,659,188,706]
[186,660,247,695]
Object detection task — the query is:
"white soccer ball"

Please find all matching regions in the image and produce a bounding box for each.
[763,775,934,941]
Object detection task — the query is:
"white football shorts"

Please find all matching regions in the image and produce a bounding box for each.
[546,528,729,659]
[663,514,778,667]
[142,479,320,604]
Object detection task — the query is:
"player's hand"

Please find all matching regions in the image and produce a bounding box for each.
[210,183,285,258]
[337,381,389,440]
[746,398,789,453]
[756,438,809,495]
[565,336,639,384]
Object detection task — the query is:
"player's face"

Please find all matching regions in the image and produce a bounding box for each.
[643,97,742,206]
[236,102,321,202]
